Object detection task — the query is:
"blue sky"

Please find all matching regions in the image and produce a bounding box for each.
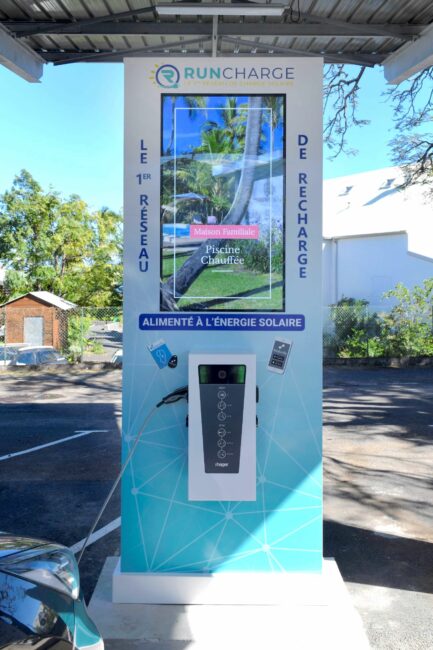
[162,95,283,155]
[0,62,123,212]
[0,62,398,211]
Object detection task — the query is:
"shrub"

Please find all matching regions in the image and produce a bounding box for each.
[241,239,270,273]
[241,228,284,275]
[89,339,105,355]
[339,329,385,358]
[328,297,380,356]
[328,282,433,358]
[66,314,93,362]
[379,280,433,356]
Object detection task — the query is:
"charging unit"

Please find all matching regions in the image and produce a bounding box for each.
[119,57,323,602]
[188,353,256,501]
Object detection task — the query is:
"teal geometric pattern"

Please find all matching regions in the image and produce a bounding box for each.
[121,343,322,575]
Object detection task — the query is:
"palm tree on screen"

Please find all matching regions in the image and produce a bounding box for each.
[161,95,264,309]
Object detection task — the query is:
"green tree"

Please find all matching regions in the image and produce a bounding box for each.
[161,96,264,308]
[162,97,246,224]
[163,95,206,156]
[380,280,433,356]
[263,96,284,148]
[197,97,247,154]
[0,170,122,306]
[60,207,123,305]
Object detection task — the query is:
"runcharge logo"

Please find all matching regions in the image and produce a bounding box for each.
[183,65,295,81]
[150,63,294,89]
[151,64,180,88]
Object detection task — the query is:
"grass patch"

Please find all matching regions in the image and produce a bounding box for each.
[162,250,190,279]
[162,250,283,310]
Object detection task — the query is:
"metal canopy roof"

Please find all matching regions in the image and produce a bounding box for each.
[0,1,432,82]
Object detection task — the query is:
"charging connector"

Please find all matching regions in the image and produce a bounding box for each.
[156,385,188,407]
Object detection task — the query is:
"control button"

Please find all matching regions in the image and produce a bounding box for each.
[271,353,285,368]
[218,391,227,399]
[217,450,227,459]
[217,439,226,448]
[217,429,226,437]
[217,412,226,421]
[218,401,226,410]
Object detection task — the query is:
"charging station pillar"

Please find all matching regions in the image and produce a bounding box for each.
[118,57,323,603]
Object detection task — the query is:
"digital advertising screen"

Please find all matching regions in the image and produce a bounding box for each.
[160,94,286,312]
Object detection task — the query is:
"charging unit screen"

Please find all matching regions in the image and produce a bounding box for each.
[198,364,246,474]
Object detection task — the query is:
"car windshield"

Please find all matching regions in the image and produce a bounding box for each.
[16,351,35,364]
[38,350,59,363]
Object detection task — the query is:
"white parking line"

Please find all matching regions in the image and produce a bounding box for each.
[70,517,121,554]
[0,430,109,462]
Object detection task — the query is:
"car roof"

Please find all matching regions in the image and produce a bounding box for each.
[17,346,56,352]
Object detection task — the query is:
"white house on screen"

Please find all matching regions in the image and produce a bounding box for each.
[323,167,433,309]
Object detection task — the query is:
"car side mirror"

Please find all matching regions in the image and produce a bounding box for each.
[0,545,80,600]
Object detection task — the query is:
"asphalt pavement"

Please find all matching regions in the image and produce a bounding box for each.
[0,366,432,649]
[324,367,433,649]
[0,369,122,597]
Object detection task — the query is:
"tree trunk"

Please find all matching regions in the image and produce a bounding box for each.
[162,96,263,305]
[160,280,178,311]
[165,97,176,156]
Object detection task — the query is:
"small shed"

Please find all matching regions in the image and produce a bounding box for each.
[1,291,76,349]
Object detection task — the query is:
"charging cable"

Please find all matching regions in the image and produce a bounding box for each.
[77,385,188,566]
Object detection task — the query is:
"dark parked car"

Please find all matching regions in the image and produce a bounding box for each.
[13,347,68,366]
[0,346,21,367]
[0,532,103,649]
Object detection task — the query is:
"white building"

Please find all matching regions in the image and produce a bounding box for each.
[323,167,433,309]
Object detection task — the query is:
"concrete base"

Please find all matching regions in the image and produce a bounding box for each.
[112,558,332,605]
[88,557,370,649]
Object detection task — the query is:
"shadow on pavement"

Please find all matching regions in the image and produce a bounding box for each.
[324,519,433,595]
[324,367,433,447]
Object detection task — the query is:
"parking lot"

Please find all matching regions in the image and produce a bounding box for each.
[0,369,122,598]
[0,366,432,648]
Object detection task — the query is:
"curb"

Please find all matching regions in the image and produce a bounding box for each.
[1,362,121,374]
[324,356,433,368]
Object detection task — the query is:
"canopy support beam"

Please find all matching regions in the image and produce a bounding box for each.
[383,23,433,84]
[0,24,43,82]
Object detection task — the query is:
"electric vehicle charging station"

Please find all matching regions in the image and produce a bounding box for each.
[117,57,323,604]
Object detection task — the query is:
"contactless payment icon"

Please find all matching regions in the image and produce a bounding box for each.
[148,339,173,369]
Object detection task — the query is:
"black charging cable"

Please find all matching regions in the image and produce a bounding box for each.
[77,386,188,566]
